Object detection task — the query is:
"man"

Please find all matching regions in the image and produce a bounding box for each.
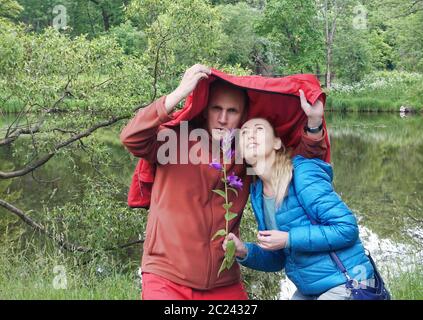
[120,64,328,300]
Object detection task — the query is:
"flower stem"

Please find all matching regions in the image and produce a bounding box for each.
[222,165,229,235]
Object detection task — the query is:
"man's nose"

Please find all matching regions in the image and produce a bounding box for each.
[218,110,228,124]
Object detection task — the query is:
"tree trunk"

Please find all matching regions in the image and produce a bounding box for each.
[101,7,110,31]
[326,45,332,89]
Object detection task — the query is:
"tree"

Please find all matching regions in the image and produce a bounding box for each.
[0,21,154,252]
[16,0,126,35]
[126,0,225,93]
[317,0,356,88]
[257,0,324,75]
[0,0,23,21]
[216,2,262,69]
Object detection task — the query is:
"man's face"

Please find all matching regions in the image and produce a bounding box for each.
[205,84,246,141]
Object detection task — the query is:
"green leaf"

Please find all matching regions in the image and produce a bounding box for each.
[212,189,226,199]
[226,240,236,261]
[217,259,227,277]
[222,202,233,210]
[226,256,235,270]
[224,212,238,221]
[211,229,226,241]
[227,187,238,197]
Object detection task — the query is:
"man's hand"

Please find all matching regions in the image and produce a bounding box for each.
[299,89,324,129]
[222,233,248,259]
[165,64,211,113]
[257,230,288,251]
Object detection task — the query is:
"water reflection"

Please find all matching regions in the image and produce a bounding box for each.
[326,112,423,247]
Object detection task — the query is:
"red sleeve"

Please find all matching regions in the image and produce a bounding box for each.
[292,128,328,161]
[120,96,173,163]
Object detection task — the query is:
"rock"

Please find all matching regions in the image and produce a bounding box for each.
[400,106,414,113]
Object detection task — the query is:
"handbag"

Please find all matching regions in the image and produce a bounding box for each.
[293,182,391,300]
[326,246,391,300]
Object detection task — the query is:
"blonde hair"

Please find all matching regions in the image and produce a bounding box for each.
[271,147,293,208]
[244,117,293,207]
[262,120,293,208]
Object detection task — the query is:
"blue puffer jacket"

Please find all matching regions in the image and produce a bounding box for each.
[238,155,374,296]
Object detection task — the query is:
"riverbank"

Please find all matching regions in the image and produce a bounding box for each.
[326,71,423,113]
[0,234,421,300]
[0,239,141,300]
[2,72,422,114]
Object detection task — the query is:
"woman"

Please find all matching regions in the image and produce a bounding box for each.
[223,117,375,300]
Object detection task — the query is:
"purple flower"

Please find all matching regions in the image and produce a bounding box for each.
[227,172,243,190]
[209,160,222,171]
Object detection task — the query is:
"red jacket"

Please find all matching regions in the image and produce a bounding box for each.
[127,69,330,209]
[120,69,330,290]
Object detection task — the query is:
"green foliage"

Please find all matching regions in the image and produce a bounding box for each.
[16,0,126,35]
[108,20,147,56]
[239,201,282,299]
[0,237,140,299]
[215,2,261,68]
[333,29,373,83]
[388,265,423,300]
[0,0,23,21]
[329,71,423,111]
[257,0,323,74]
[0,23,153,123]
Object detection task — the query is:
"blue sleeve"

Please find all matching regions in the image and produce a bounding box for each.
[290,159,359,252]
[236,242,286,272]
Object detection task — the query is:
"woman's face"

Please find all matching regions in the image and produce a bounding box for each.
[239,118,281,165]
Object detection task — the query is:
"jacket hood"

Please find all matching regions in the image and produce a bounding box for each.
[292,155,334,181]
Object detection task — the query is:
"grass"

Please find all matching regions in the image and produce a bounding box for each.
[326,71,423,112]
[326,96,399,112]
[0,272,140,300]
[0,235,421,300]
[0,97,26,113]
[0,238,141,300]
[384,263,423,300]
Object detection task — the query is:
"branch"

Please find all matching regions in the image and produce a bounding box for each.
[0,114,128,179]
[0,126,40,146]
[1,43,161,176]
[1,79,73,147]
[0,198,91,252]
[0,198,145,253]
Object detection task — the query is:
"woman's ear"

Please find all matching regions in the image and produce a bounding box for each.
[274,137,282,151]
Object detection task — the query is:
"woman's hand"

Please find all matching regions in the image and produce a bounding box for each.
[257,230,289,251]
[222,233,248,259]
[299,89,324,129]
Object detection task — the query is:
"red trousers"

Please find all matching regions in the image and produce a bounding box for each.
[141,272,249,300]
